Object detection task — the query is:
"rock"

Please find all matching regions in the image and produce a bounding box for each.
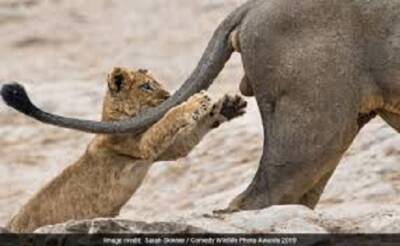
[33,204,400,235]
[35,218,207,234]
[221,205,327,233]
[319,203,400,233]
[185,205,327,233]
[35,205,326,234]
[0,226,10,233]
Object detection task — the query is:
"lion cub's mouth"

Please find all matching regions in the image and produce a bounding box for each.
[156,93,170,105]
[157,98,169,104]
[138,97,170,114]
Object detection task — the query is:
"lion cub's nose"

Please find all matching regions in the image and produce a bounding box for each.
[161,92,170,100]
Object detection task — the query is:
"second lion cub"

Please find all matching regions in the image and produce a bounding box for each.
[6,67,247,233]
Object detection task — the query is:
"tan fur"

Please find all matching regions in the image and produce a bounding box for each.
[6,67,246,233]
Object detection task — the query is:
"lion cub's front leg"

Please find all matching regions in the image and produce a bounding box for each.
[139,91,212,161]
[158,94,247,161]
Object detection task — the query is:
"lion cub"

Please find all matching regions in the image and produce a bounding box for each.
[6,67,247,233]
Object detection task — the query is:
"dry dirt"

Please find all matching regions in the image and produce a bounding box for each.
[0,0,399,233]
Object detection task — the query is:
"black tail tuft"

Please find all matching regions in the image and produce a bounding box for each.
[1,82,36,115]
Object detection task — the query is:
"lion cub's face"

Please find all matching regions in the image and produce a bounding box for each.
[102,67,170,121]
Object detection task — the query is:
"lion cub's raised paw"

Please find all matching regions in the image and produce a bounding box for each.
[219,94,247,120]
[210,94,247,124]
[184,91,213,122]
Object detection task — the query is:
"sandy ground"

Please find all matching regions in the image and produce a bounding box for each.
[0,0,399,232]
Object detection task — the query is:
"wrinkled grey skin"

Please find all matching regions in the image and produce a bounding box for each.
[2,0,400,211]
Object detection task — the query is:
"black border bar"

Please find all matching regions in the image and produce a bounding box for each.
[0,233,400,246]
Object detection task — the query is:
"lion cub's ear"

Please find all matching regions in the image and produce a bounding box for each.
[108,67,129,93]
[138,68,148,74]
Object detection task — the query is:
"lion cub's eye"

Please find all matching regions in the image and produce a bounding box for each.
[139,83,154,92]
